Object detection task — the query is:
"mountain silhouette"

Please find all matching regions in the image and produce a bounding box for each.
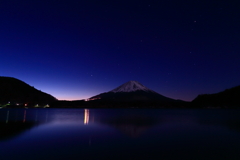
[88,81,186,107]
[0,76,57,105]
[192,85,240,107]
[89,81,175,101]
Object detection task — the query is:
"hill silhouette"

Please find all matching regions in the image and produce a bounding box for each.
[192,85,240,108]
[0,76,57,105]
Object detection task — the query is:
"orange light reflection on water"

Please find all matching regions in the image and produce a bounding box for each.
[84,109,89,125]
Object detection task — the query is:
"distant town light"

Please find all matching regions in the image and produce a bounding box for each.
[88,97,101,101]
[44,104,50,108]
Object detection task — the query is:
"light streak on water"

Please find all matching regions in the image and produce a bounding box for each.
[84,109,89,125]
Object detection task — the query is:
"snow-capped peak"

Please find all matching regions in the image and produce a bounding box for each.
[110,81,154,93]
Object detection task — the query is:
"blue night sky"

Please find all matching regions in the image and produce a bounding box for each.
[0,0,239,101]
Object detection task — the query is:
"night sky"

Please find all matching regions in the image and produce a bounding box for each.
[1,0,239,101]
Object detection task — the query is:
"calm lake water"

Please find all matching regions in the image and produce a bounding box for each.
[0,108,240,160]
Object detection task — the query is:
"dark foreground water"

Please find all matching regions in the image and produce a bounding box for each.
[0,108,240,160]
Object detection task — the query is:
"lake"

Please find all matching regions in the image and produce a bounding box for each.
[0,108,239,160]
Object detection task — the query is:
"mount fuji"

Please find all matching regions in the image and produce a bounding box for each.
[88,81,177,104]
[110,81,155,93]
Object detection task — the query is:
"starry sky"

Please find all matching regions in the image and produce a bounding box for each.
[0,0,239,101]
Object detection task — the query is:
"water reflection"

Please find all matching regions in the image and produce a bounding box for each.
[196,109,240,132]
[0,121,35,141]
[5,110,9,123]
[0,109,161,140]
[23,110,26,122]
[100,114,157,137]
[84,109,89,125]
[1,109,240,141]
[0,109,240,160]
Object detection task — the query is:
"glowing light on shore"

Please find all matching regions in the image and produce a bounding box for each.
[84,109,89,125]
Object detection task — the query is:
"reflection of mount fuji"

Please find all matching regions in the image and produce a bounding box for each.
[100,115,158,137]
